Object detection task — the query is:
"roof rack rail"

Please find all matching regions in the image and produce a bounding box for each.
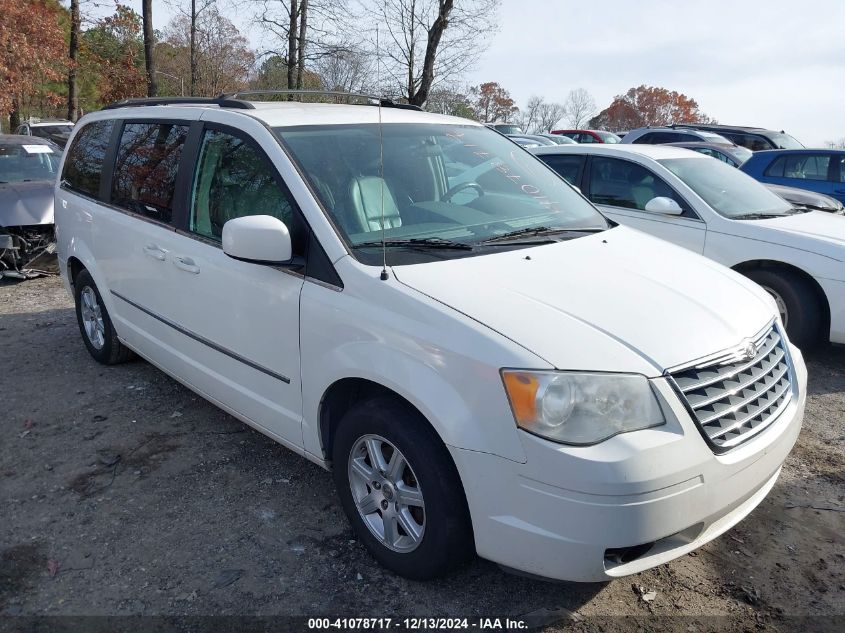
[101,90,424,112]
[102,96,255,110]
[226,89,423,111]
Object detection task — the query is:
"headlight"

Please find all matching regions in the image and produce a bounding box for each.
[501,370,665,445]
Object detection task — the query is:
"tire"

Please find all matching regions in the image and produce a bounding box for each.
[73,269,134,365]
[744,268,821,350]
[332,396,474,580]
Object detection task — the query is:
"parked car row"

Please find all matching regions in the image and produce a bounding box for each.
[531,142,845,350]
[51,94,815,585]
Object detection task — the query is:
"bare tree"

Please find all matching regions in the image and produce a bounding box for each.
[161,7,255,96]
[825,137,845,149]
[518,95,543,134]
[517,96,564,133]
[67,0,80,120]
[253,0,352,91]
[314,45,372,92]
[370,0,501,105]
[141,0,157,96]
[537,101,564,132]
[562,88,596,129]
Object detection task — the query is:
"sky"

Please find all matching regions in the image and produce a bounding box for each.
[144,0,844,147]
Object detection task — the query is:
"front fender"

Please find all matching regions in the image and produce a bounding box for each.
[299,273,544,464]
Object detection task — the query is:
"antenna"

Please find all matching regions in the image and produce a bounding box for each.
[377,27,389,281]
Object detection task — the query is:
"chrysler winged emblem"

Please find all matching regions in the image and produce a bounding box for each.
[740,339,757,362]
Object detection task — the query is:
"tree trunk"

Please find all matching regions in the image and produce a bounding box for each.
[190,0,197,96]
[409,0,453,107]
[10,98,20,131]
[287,0,298,93]
[296,0,307,89]
[67,0,80,121]
[407,0,416,101]
[142,0,157,97]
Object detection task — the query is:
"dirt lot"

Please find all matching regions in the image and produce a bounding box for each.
[1,275,843,631]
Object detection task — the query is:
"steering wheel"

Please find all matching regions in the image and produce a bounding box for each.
[442,181,484,203]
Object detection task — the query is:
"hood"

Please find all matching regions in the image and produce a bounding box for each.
[765,184,843,213]
[0,181,55,227]
[393,227,775,376]
[750,211,845,259]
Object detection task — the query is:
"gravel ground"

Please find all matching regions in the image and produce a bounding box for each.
[1,275,843,632]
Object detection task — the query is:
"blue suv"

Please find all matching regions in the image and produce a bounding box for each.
[741,149,845,204]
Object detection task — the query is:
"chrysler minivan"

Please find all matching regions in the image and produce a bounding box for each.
[55,96,806,582]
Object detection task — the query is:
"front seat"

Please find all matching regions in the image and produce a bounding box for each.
[348,176,402,233]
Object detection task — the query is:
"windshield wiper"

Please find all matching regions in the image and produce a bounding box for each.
[731,212,793,220]
[479,226,604,244]
[353,237,473,250]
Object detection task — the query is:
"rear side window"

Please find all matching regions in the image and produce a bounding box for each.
[111,122,189,223]
[766,154,830,181]
[61,120,114,198]
[540,154,586,186]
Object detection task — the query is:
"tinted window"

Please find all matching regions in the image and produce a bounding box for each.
[633,132,677,144]
[111,122,189,223]
[61,120,114,198]
[725,132,773,151]
[589,157,683,211]
[190,129,303,252]
[578,134,596,143]
[834,156,845,183]
[764,156,785,177]
[766,154,831,181]
[539,154,586,186]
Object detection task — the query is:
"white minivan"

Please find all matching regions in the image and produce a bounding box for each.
[55,96,806,582]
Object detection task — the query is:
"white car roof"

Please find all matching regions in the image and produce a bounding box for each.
[84,101,481,129]
[530,143,706,161]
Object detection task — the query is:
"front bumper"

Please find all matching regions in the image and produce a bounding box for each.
[450,346,807,582]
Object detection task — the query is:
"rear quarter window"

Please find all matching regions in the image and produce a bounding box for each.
[61,120,115,198]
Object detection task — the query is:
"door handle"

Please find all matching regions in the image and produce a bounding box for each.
[172,255,200,274]
[143,244,166,261]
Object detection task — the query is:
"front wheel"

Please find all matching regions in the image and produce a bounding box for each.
[744,268,821,349]
[332,396,474,580]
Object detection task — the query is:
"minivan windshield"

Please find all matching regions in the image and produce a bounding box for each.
[659,157,794,218]
[276,123,609,264]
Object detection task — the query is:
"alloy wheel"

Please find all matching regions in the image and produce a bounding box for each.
[80,286,106,350]
[347,434,426,553]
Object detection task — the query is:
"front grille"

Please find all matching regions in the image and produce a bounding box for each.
[669,324,793,451]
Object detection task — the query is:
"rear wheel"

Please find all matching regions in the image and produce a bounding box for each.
[73,269,134,365]
[744,268,821,349]
[332,396,474,580]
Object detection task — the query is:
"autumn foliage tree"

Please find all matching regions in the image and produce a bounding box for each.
[469,82,517,123]
[81,5,147,105]
[0,0,67,129]
[590,85,713,131]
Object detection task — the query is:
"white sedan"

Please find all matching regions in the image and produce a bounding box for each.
[532,144,845,349]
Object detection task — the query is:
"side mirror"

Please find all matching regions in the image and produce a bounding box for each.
[222,215,292,264]
[644,196,683,215]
